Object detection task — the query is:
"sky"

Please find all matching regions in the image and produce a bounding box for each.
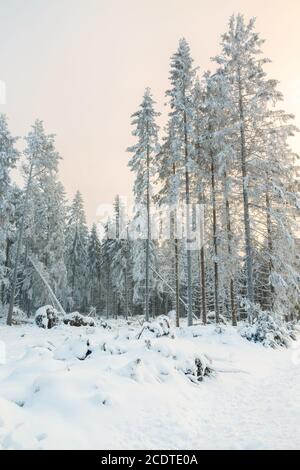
[0,0,300,224]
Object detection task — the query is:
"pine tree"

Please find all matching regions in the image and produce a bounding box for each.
[66,191,89,312]
[202,71,239,325]
[214,14,299,320]
[0,115,19,308]
[127,88,160,321]
[7,120,60,324]
[87,224,102,311]
[109,196,132,319]
[166,38,196,326]
[192,78,208,324]
[21,176,68,313]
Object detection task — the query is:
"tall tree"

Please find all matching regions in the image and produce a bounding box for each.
[128,88,160,322]
[87,224,102,310]
[166,38,196,326]
[214,14,299,320]
[66,191,89,312]
[0,115,19,308]
[156,119,183,326]
[7,120,60,325]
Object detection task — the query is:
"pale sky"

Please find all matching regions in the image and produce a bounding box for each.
[0,0,300,224]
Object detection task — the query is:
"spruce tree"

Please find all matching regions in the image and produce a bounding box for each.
[127,88,160,321]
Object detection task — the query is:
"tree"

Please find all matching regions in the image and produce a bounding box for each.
[128,88,160,322]
[87,224,102,310]
[66,191,89,312]
[202,71,240,325]
[156,118,184,326]
[166,38,196,326]
[7,120,60,325]
[214,14,299,320]
[21,176,68,313]
[192,78,208,324]
[0,115,19,307]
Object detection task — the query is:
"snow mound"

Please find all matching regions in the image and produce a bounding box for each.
[54,336,94,360]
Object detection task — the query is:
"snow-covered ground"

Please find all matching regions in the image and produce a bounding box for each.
[0,317,299,450]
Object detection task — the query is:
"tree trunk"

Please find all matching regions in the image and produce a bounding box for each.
[265,188,274,311]
[238,71,254,321]
[200,246,207,324]
[174,236,180,327]
[210,147,220,324]
[172,164,180,327]
[106,263,110,319]
[1,237,12,304]
[197,190,207,325]
[145,142,150,322]
[183,110,193,326]
[223,171,237,326]
[124,261,129,320]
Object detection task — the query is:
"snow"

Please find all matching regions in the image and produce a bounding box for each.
[0,318,299,450]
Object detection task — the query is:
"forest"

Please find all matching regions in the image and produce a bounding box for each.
[1,15,299,334]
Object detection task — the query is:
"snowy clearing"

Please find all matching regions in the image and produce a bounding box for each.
[0,319,299,450]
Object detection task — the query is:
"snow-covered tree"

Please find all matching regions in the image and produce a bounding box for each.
[213,14,299,320]
[20,175,68,313]
[87,223,102,310]
[128,88,160,321]
[0,115,20,307]
[7,120,60,324]
[166,38,196,326]
[66,191,89,312]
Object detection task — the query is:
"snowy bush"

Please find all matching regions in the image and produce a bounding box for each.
[63,312,95,327]
[137,315,171,339]
[240,312,295,348]
[35,306,60,329]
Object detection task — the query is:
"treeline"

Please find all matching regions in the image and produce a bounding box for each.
[0,14,299,326]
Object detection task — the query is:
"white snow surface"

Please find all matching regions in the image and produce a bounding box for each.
[0,318,299,450]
